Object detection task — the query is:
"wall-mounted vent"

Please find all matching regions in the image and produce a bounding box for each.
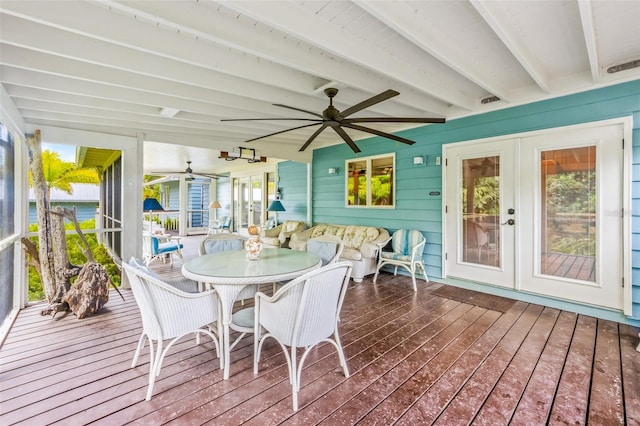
[607,59,640,74]
[481,96,500,105]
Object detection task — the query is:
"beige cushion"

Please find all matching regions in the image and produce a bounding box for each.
[284,220,303,232]
[326,225,345,239]
[261,236,281,246]
[310,224,327,238]
[342,225,379,249]
[340,247,363,261]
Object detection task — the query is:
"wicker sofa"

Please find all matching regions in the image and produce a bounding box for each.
[260,220,306,248]
[289,223,391,282]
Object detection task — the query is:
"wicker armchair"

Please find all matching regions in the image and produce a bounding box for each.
[253,262,353,411]
[123,258,220,400]
[260,220,305,248]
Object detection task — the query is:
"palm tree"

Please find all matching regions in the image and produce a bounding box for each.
[30,150,100,198]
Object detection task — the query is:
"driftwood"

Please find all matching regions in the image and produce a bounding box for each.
[63,262,111,319]
[23,130,123,319]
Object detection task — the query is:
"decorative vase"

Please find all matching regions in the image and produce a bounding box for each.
[246,235,262,260]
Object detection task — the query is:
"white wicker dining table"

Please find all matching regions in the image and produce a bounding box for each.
[182,247,321,380]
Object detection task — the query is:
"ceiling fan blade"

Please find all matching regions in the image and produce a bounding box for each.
[344,117,446,124]
[340,89,399,118]
[299,123,329,152]
[221,118,320,122]
[273,104,324,119]
[245,123,322,142]
[342,123,415,145]
[192,173,221,180]
[331,125,361,153]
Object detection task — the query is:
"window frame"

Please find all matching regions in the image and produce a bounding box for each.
[345,153,395,208]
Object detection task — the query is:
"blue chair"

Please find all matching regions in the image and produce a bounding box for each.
[220,216,232,233]
[198,234,245,256]
[373,229,428,291]
[142,233,184,266]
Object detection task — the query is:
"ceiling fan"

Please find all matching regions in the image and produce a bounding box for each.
[222,88,446,153]
[146,161,221,184]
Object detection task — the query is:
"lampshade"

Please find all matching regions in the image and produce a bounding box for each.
[209,200,221,208]
[142,197,164,211]
[266,200,286,212]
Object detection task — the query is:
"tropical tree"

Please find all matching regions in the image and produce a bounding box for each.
[23,132,117,317]
[30,150,100,199]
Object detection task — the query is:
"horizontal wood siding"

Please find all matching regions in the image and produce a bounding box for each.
[276,161,308,224]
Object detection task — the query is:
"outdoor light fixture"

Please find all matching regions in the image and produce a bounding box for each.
[607,59,640,73]
[219,147,267,163]
[413,156,425,166]
[481,96,500,104]
[328,167,338,175]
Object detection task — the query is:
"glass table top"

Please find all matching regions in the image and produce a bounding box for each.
[183,248,321,280]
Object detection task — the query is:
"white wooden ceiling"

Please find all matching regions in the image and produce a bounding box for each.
[1,0,639,174]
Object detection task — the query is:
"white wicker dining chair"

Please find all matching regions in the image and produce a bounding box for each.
[253,261,353,411]
[123,258,220,401]
[272,234,344,293]
[306,235,345,266]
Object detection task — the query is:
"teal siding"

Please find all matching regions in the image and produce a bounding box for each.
[293,80,639,324]
[276,161,308,225]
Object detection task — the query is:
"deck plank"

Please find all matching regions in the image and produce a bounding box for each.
[620,324,640,425]
[510,310,577,425]
[588,320,625,425]
[548,315,597,425]
[0,247,637,426]
[432,304,545,424]
[395,301,528,424]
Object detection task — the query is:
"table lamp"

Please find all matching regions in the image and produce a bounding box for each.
[209,200,221,221]
[267,199,285,224]
[143,197,164,233]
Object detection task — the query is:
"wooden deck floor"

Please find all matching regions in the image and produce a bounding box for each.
[1,237,639,425]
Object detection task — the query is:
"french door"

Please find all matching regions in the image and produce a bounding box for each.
[445,122,624,309]
[234,175,264,235]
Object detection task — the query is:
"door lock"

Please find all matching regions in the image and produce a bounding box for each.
[508,208,515,215]
[501,219,515,226]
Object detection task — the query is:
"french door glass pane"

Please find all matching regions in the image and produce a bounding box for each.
[540,146,596,282]
[461,156,500,267]
[252,179,262,226]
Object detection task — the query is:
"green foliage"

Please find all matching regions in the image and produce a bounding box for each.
[31,150,100,196]
[163,217,177,230]
[545,171,596,256]
[143,175,162,200]
[546,172,595,214]
[26,218,120,301]
[371,174,392,205]
[462,176,500,215]
[549,235,595,256]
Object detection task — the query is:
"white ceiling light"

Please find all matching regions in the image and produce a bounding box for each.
[159,107,180,118]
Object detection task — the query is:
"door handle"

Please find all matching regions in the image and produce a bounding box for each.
[501,219,515,226]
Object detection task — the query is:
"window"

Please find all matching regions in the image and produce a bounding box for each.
[346,154,395,207]
[0,123,15,325]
